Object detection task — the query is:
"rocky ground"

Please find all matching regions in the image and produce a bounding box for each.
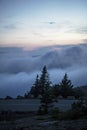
[0,114,87,130]
[0,99,87,130]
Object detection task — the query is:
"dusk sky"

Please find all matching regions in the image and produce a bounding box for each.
[0,0,87,97]
[0,0,87,48]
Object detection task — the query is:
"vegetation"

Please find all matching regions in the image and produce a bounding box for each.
[29,74,40,98]
[28,67,74,100]
[73,87,84,99]
[22,65,87,115]
[51,99,87,120]
[5,96,13,99]
[3,65,87,119]
[37,66,53,114]
[16,95,24,99]
[59,73,74,98]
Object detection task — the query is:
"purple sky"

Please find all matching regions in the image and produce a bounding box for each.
[0,0,87,48]
[0,0,87,97]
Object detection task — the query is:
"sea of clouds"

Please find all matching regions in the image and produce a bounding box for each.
[0,43,87,97]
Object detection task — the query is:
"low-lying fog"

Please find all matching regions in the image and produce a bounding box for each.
[0,43,87,97]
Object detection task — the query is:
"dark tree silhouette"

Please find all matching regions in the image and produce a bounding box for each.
[52,84,60,99]
[30,74,40,98]
[39,65,51,94]
[73,87,84,99]
[59,73,73,98]
[38,66,53,114]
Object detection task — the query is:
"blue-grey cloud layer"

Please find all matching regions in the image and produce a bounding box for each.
[0,44,87,97]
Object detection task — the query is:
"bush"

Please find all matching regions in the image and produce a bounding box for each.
[50,107,70,120]
[5,96,13,99]
[71,100,87,119]
[51,100,87,120]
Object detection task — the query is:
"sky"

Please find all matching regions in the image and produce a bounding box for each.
[0,0,87,48]
[0,0,87,97]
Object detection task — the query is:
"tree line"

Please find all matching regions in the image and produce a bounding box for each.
[23,65,84,114]
[24,65,83,99]
[4,65,86,115]
[4,65,84,101]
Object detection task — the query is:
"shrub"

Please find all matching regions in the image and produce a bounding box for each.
[50,107,60,119]
[51,100,87,120]
[70,100,87,119]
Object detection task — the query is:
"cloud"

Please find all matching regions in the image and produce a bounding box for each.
[32,31,45,38]
[67,25,87,34]
[49,67,87,87]
[0,72,39,97]
[75,26,87,34]
[3,23,17,30]
[44,21,56,25]
[83,39,87,43]
[0,44,87,73]
[48,22,56,25]
[0,44,87,97]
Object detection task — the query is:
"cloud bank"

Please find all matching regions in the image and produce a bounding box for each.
[0,43,87,97]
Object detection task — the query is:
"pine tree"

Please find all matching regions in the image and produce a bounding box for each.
[38,66,53,114]
[30,74,40,98]
[53,84,60,99]
[59,73,73,98]
[39,65,51,95]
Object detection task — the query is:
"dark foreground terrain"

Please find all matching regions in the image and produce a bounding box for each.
[0,99,87,130]
[0,114,87,130]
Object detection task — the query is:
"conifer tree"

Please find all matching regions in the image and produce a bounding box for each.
[30,74,40,98]
[39,65,51,94]
[53,84,60,99]
[38,66,53,114]
[59,73,73,98]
